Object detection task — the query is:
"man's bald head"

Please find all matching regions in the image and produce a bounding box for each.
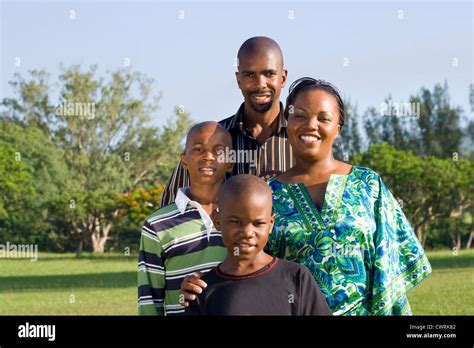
[218,174,273,212]
[184,121,232,152]
[237,36,284,70]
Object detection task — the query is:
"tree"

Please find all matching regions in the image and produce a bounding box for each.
[334,98,362,161]
[363,82,466,159]
[411,81,464,158]
[354,143,473,248]
[112,185,165,252]
[119,186,164,226]
[1,66,193,253]
[465,121,474,161]
[0,140,34,221]
[0,118,69,249]
[1,70,55,135]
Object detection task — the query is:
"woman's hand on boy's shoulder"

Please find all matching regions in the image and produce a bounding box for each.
[179,272,208,306]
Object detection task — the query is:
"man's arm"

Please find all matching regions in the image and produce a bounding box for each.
[138,219,166,315]
[160,160,190,208]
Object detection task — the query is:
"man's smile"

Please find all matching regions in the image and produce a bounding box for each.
[198,166,217,175]
[250,90,273,105]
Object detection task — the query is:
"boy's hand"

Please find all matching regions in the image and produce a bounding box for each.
[179,272,207,307]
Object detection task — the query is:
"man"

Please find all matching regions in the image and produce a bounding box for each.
[160,36,294,207]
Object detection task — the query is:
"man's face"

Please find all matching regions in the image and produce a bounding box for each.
[235,51,287,113]
[218,192,275,260]
[181,127,233,186]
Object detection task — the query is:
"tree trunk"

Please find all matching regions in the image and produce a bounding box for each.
[422,230,428,248]
[91,214,116,253]
[91,217,106,253]
[456,231,462,251]
[92,231,110,253]
[71,220,84,258]
[415,225,424,244]
[416,221,429,248]
[466,226,474,249]
[76,238,83,258]
[91,236,108,253]
[86,209,120,253]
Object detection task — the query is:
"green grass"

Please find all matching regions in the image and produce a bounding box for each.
[407,249,474,315]
[0,253,137,315]
[0,250,472,315]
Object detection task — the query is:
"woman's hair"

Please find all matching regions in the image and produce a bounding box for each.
[284,77,345,128]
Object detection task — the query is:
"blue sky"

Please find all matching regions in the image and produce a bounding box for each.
[1,0,472,128]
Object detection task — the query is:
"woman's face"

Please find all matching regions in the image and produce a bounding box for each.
[287,89,341,162]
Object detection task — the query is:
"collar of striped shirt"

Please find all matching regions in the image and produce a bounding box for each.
[175,187,214,241]
[227,102,288,135]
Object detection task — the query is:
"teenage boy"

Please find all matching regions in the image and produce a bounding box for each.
[138,121,233,315]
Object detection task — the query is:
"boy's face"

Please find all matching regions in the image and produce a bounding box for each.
[218,192,275,260]
[181,127,232,186]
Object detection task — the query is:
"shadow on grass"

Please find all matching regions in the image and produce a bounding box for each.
[0,271,136,292]
[428,253,474,270]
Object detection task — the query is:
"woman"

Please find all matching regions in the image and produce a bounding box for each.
[266,77,431,315]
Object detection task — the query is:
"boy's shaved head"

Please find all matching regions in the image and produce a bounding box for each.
[237,36,284,69]
[219,174,272,210]
[185,121,231,152]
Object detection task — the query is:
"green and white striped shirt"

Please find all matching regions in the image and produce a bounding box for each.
[138,188,227,315]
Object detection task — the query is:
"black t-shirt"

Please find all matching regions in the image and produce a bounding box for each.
[185,257,332,316]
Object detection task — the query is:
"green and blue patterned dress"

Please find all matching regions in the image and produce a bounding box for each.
[265,166,431,315]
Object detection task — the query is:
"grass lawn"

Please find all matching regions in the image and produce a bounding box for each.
[0,253,137,315]
[0,249,472,315]
[407,249,474,315]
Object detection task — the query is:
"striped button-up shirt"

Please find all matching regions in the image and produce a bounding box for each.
[138,188,227,315]
[160,102,294,207]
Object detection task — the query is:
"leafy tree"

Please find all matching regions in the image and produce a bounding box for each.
[0,140,34,220]
[363,82,466,158]
[1,66,192,253]
[334,98,362,161]
[355,143,473,248]
[119,186,164,225]
[1,71,55,135]
[0,118,69,249]
[112,185,165,252]
[411,81,463,158]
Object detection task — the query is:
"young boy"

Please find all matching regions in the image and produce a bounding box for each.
[138,121,233,315]
[185,174,332,315]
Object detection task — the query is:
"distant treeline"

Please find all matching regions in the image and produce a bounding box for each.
[0,67,472,252]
